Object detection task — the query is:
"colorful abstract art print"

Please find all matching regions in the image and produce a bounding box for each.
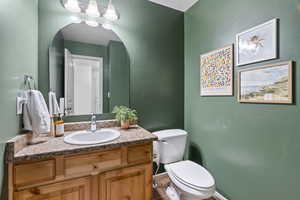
[238,61,293,104]
[200,45,233,96]
[236,18,278,66]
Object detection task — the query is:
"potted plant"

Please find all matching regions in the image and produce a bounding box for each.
[112,106,138,129]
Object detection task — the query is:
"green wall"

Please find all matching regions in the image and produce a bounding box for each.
[0,0,38,197]
[49,31,65,99]
[38,0,184,129]
[108,41,130,112]
[64,40,110,113]
[184,0,300,199]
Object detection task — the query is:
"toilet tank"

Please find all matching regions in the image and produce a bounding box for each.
[153,129,187,164]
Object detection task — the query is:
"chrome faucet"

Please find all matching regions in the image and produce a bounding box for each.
[90,113,97,132]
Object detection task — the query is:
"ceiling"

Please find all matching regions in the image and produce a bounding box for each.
[61,23,121,46]
[148,0,199,12]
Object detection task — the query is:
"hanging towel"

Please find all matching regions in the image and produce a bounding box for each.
[23,90,50,134]
[48,91,60,116]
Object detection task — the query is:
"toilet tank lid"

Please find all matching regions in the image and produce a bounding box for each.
[152,129,187,140]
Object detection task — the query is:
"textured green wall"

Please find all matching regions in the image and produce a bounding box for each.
[0,0,38,196]
[64,40,110,113]
[64,40,107,58]
[184,0,300,199]
[49,31,65,99]
[108,41,130,112]
[39,0,184,129]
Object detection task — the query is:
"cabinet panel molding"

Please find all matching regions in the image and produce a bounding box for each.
[99,164,153,200]
[64,148,122,177]
[127,143,152,165]
[14,160,56,187]
[14,176,91,200]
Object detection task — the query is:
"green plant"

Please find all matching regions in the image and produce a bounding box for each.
[112,106,138,123]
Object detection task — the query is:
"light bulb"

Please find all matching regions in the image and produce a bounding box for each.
[64,0,81,13]
[85,20,99,27]
[103,2,119,21]
[102,22,112,30]
[70,15,82,23]
[86,0,100,17]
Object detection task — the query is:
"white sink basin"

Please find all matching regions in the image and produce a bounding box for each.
[64,129,120,145]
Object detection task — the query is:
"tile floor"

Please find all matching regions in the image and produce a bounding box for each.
[153,174,216,200]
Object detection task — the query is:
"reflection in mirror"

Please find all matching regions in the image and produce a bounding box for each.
[49,23,130,116]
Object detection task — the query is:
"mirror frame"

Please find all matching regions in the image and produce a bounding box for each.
[48,22,132,122]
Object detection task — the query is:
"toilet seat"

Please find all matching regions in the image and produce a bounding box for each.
[165,160,215,198]
[168,160,215,190]
[170,170,213,192]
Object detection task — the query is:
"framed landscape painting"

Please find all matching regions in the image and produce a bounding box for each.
[236,18,278,66]
[200,45,233,96]
[238,61,293,104]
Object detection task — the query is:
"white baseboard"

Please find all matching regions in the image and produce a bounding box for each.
[214,191,229,200]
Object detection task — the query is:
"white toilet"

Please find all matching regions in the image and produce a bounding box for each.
[153,129,215,200]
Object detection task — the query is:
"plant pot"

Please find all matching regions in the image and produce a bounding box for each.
[130,120,137,125]
[121,120,130,129]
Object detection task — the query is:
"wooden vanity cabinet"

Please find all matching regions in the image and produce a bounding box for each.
[11,142,153,200]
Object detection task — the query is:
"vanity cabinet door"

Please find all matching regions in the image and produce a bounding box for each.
[14,177,91,200]
[14,160,56,188]
[99,163,152,200]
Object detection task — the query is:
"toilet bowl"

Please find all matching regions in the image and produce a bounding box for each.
[153,130,216,200]
[165,160,215,200]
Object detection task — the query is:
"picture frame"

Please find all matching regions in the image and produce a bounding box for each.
[236,18,278,66]
[238,61,293,104]
[200,44,233,96]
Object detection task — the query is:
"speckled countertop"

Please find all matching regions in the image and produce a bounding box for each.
[6,120,157,163]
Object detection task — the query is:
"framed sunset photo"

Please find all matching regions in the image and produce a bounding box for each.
[238,61,293,104]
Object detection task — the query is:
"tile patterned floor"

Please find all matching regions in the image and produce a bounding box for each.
[153,174,215,200]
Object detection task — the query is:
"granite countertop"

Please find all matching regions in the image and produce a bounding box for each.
[6,122,157,163]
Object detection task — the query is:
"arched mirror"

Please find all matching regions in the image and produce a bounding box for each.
[49,23,130,116]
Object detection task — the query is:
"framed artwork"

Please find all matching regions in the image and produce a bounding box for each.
[236,18,278,66]
[238,61,293,104]
[200,45,233,96]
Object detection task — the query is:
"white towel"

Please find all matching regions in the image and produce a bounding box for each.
[48,91,60,116]
[23,90,50,134]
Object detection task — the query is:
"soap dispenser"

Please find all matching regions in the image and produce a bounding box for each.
[54,114,64,137]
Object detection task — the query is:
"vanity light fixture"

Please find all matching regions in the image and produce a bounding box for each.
[103,0,119,21]
[102,22,113,30]
[70,15,82,23]
[85,20,99,27]
[62,0,120,28]
[86,0,100,17]
[64,0,81,13]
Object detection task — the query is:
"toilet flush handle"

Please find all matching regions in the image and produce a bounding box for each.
[159,140,168,144]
